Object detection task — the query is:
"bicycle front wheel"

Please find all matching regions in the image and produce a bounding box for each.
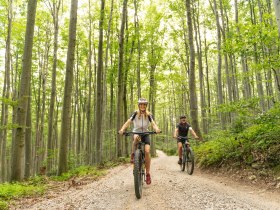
[133,149,143,199]
[181,146,186,172]
[186,147,194,175]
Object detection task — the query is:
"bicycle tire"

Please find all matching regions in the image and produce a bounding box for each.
[133,149,143,199]
[186,147,194,175]
[181,146,186,171]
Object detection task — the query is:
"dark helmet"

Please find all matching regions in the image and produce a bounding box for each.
[138,98,148,105]
[179,115,186,119]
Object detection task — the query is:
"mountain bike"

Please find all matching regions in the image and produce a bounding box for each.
[122,131,158,199]
[178,136,194,175]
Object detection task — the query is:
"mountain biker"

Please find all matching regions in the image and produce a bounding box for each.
[119,98,161,185]
[173,115,199,164]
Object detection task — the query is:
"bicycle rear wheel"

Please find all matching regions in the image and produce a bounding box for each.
[186,147,194,175]
[133,149,143,199]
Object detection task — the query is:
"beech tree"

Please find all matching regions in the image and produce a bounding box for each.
[11,0,38,181]
[58,0,78,175]
[185,0,202,137]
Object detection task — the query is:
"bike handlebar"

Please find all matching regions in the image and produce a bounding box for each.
[178,136,187,139]
[119,131,161,136]
[176,136,199,140]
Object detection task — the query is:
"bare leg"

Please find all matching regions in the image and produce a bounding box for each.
[177,142,182,159]
[145,144,151,174]
[132,135,140,153]
[131,135,138,153]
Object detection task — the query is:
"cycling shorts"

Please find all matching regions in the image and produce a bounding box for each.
[177,137,189,144]
[134,134,151,145]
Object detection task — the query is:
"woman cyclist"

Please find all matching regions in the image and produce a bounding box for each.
[119,98,161,185]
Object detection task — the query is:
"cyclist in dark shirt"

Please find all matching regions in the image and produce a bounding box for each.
[173,115,199,164]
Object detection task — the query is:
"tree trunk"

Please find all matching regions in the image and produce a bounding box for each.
[103,0,114,160]
[85,0,93,165]
[204,34,211,132]
[11,0,37,181]
[211,0,226,129]
[0,0,12,183]
[47,0,61,175]
[58,0,78,175]
[95,0,105,164]
[34,57,42,174]
[149,63,156,157]
[39,39,49,171]
[134,0,141,98]
[193,4,207,134]
[72,50,79,157]
[234,0,251,99]
[116,0,128,157]
[273,0,280,37]
[273,0,280,99]
[185,0,202,137]
[252,0,265,111]
[24,89,32,178]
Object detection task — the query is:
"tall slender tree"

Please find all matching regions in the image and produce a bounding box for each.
[185,0,202,137]
[134,0,141,98]
[58,0,78,175]
[11,0,38,181]
[0,0,12,182]
[95,0,105,163]
[47,0,61,175]
[273,0,280,37]
[116,0,128,157]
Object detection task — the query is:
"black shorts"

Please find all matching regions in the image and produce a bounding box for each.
[177,137,188,144]
[134,134,151,145]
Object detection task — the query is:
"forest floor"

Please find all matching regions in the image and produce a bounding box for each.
[10,151,280,210]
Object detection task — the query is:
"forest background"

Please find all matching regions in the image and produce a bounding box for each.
[0,0,280,184]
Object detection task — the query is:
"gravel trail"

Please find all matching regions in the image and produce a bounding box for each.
[14,151,280,210]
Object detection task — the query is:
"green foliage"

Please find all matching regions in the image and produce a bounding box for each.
[51,166,106,181]
[100,157,130,168]
[272,164,280,176]
[162,147,177,156]
[196,104,280,169]
[0,166,108,208]
[0,123,20,130]
[0,97,18,107]
[231,104,280,166]
[0,182,45,199]
[28,176,49,186]
[155,135,177,156]
[0,181,45,208]
[196,132,240,167]
[0,200,8,210]
[216,98,260,115]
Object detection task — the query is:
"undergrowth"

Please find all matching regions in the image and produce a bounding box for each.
[195,103,280,171]
[0,158,126,209]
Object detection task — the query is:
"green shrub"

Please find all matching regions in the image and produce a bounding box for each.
[195,134,240,167]
[0,182,44,200]
[197,104,280,169]
[51,165,106,181]
[162,147,177,156]
[156,137,177,156]
[0,200,8,210]
[28,176,48,185]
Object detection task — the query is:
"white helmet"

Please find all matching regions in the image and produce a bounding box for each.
[138,98,148,105]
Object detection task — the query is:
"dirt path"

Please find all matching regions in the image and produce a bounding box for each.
[13,151,280,210]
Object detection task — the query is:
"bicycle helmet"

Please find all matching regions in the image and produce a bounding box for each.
[138,98,148,105]
[179,115,186,119]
